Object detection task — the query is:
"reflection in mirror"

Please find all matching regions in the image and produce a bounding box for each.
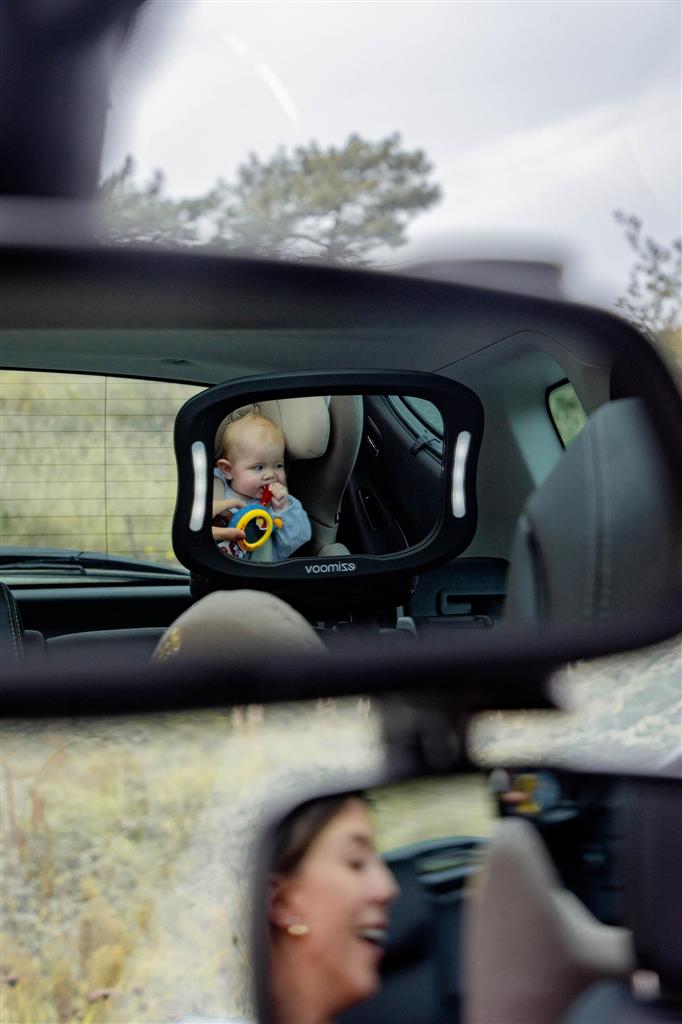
[210,394,444,562]
[258,771,681,1024]
[5,698,679,1024]
[260,776,495,1024]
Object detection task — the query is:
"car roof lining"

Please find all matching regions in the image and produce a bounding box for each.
[2,243,622,385]
[0,321,613,385]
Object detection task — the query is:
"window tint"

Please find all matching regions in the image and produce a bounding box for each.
[401,396,444,436]
[0,371,204,568]
[387,397,444,458]
[547,381,587,447]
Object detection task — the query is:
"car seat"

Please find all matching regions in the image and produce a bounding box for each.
[214,395,363,557]
[151,589,327,664]
[563,777,682,1023]
[504,397,682,627]
[461,815,634,1024]
[463,395,682,1023]
[0,581,45,663]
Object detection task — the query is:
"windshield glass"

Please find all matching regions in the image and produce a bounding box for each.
[100,1,680,345]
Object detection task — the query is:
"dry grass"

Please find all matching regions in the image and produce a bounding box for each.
[1,701,379,1023]
[0,698,502,1024]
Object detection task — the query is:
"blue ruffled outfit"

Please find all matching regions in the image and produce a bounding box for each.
[213,468,311,562]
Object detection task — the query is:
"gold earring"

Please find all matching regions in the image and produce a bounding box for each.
[287,922,309,937]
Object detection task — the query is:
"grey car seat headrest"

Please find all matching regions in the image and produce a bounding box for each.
[214,397,330,461]
[563,778,682,1023]
[462,816,633,1024]
[623,778,682,997]
[505,398,682,627]
[152,590,327,664]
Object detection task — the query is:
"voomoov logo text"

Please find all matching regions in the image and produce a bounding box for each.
[304,562,357,574]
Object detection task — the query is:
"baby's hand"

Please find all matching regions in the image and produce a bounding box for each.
[213,498,244,521]
[212,525,246,543]
[268,482,289,511]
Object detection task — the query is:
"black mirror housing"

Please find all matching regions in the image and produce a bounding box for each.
[172,370,483,614]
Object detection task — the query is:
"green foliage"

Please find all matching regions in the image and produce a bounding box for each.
[98,156,212,247]
[98,134,442,264]
[614,211,682,373]
[547,382,587,447]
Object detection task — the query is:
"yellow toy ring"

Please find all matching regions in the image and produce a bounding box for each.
[235,507,274,551]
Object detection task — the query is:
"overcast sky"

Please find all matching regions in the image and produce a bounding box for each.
[102,0,681,308]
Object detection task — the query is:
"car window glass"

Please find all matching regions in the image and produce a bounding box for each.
[387,396,444,452]
[546,381,587,447]
[0,371,204,575]
[401,396,444,436]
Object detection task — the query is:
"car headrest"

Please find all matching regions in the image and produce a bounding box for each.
[152,590,327,665]
[214,396,331,461]
[505,398,682,627]
[462,817,633,1024]
[623,779,682,996]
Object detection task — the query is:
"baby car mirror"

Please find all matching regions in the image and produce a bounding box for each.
[172,371,483,611]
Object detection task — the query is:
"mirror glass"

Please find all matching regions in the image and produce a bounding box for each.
[210,393,445,562]
[3,700,674,1024]
[255,769,649,1024]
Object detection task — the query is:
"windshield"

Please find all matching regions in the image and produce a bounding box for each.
[100,1,680,340]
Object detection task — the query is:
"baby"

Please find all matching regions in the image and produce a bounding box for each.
[213,412,311,561]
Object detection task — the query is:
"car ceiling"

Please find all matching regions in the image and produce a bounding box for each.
[2,233,619,395]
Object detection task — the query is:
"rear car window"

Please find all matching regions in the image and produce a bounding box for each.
[0,371,204,570]
[546,381,587,447]
[386,396,444,458]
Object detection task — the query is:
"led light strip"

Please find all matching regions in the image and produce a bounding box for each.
[451,431,471,518]
[189,441,207,531]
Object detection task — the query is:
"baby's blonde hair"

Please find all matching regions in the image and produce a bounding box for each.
[216,412,284,462]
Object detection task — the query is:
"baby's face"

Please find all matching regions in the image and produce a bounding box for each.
[220,430,286,501]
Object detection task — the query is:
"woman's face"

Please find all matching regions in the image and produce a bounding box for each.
[271,798,399,1018]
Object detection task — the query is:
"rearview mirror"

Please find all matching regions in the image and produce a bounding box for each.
[2,234,681,661]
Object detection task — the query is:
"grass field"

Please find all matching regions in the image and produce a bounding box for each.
[0,698,498,1024]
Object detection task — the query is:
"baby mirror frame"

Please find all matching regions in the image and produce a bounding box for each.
[172,370,483,601]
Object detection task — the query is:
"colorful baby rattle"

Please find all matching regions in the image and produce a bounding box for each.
[228,484,284,552]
